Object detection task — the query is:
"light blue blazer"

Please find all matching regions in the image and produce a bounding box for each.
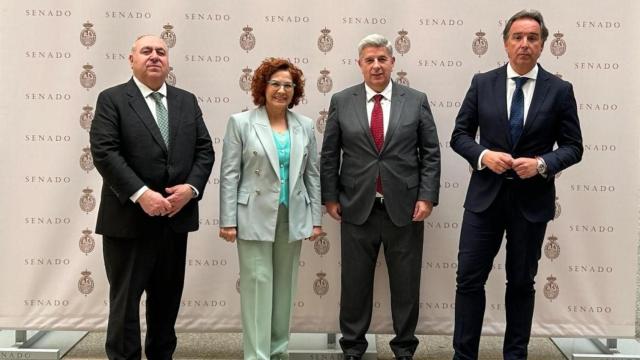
[219,107,322,241]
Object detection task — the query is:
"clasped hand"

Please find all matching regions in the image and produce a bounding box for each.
[138,185,193,217]
[482,150,538,179]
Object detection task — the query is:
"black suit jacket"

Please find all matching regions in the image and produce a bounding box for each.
[450,64,583,222]
[90,78,214,237]
[321,82,441,227]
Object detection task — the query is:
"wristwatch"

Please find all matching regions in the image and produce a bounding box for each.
[190,186,198,198]
[535,156,547,175]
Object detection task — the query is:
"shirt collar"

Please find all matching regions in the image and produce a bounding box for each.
[132,75,167,99]
[365,80,393,102]
[507,63,538,81]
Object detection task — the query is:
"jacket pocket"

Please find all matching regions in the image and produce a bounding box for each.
[237,191,250,205]
[405,174,419,189]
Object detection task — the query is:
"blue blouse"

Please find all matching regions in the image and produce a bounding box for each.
[272,130,290,207]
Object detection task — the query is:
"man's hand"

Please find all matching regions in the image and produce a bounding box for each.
[138,189,173,216]
[219,227,237,243]
[325,201,342,222]
[482,150,514,174]
[512,157,538,179]
[165,184,193,217]
[413,200,433,221]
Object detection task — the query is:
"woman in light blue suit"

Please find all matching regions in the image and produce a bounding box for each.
[219,58,323,360]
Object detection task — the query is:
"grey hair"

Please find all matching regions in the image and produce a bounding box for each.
[357,34,393,57]
[130,34,163,52]
[502,9,549,44]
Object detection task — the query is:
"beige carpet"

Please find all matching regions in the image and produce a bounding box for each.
[64,332,566,359]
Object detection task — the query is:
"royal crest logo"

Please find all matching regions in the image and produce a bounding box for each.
[317,27,334,54]
[78,270,95,296]
[80,21,97,49]
[317,68,332,95]
[543,275,559,301]
[167,66,176,86]
[239,67,253,92]
[79,146,94,173]
[396,70,409,87]
[550,31,567,58]
[472,30,488,57]
[79,228,95,255]
[394,29,410,56]
[544,234,560,261]
[240,25,256,53]
[554,196,561,219]
[313,271,329,297]
[316,109,328,134]
[313,232,330,256]
[160,24,176,48]
[80,187,96,213]
[80,64,96,90]
[80,105,94,131]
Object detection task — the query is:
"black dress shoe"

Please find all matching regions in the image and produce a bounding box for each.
[344,356,361,360]
[396,356,413,360]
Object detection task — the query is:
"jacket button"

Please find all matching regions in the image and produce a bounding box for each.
[256,189,261,195]
[254,169,261,175]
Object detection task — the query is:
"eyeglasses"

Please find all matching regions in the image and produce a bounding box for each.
[267,80,295,90]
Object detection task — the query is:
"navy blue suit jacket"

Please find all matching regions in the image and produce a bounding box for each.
[450,64,583,222]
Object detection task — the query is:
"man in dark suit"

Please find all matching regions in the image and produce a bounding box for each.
[90,35,214,360]
[450,10,583,360]
[321,34,440,360]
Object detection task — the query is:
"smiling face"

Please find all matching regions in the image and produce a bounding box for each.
[129,35,169,90]
[265,70,294,110]
[358,46,395,93]
[504,18,544,75]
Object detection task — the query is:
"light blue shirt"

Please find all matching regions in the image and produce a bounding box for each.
[272,130,290,207]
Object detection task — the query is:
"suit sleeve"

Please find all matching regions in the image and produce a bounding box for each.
[417,92,441,205]
[90,90,145,204]
[540,82,583,176]
[320,93,342,204]
[450,75,488,167]
[219,115,243,227]
[184,94,215,198]
[303,121,323,226]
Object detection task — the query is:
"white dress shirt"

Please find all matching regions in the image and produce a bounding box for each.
[365,81,392,137]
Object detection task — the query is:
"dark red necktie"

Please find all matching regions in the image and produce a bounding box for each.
[370,94,384,194]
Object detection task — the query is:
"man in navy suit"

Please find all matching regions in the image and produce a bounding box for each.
[90,35,214,360]
[450,10,583,360]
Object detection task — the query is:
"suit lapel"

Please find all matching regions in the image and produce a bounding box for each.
[126,79,168,154]
[382,82,405,152]
[166,85,183,153]
[522,66,551,135]
[351,84,377,151]
[493,66,512,148]
[252,107,280,179]
[288,111,303,196]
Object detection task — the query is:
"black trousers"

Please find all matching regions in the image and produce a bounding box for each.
[339,200,424,358]
[103,219,188,360]
[453,182,547,360]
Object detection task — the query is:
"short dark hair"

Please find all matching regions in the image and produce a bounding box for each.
[251,58,305,109]
[502,9,549,44]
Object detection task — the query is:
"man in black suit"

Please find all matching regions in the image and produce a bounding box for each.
[321,34,440,360]
[450,10,583,360]
[90,35,214,360]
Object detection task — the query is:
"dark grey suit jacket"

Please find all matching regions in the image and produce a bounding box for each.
[321,81,440,227]
[90,78,214,237]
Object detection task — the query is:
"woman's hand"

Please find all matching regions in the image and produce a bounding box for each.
[219,227,237,243]
[307,226,324,241]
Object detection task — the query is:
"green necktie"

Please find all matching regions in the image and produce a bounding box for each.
[150,92,169,147]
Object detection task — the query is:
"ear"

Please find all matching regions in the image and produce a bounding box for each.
[129,54,134,67]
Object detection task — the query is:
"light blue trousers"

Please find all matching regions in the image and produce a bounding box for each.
[237,205,302,360]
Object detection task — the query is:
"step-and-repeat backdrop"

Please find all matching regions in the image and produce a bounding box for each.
[1,0,638,337]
